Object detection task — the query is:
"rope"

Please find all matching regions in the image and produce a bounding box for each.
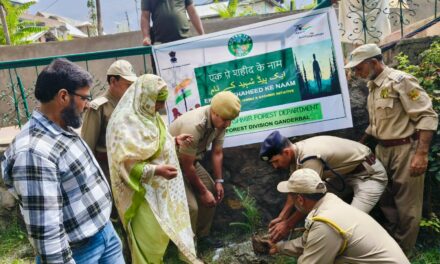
[311,216,349,255]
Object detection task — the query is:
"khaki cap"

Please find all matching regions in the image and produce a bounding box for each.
[211,91,241,120]
[277,168,327,194]
[344,44,382,69]
[107,60,137,82]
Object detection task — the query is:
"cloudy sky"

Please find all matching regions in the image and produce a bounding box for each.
[27,0,223,34]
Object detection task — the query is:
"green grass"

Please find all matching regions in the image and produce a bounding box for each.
[0,216,33,264]
[272,255,298,264]
[1,213,440,264]
[411,248,440,264]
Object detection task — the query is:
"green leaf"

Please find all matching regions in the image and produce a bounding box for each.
[0,0,46,45]
[229,222,251,232]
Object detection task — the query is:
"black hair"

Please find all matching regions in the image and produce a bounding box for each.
[282,137,291,149]
[35,58,93,103]
[301,193,326,201]
[107,75,121,84]
[369,54,383,62]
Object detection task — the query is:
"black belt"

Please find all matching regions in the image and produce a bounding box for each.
[377,133,419,147]
[69,223,107,249]
[365,152,376,165]
[351,153,376,174]
[69,237,90,249]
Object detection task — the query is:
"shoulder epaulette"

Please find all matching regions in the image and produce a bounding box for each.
[89,97,108,110]
[196,116,208,129]
[388,70,406,83]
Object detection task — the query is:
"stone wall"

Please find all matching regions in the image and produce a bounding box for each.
[0,144,18,230]
[383,36,440,66]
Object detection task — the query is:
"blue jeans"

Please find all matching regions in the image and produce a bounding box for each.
[36,222,125,264]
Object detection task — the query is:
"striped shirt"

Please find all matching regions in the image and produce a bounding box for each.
[1,110,112,264]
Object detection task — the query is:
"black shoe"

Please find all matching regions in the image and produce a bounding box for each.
[197,236,224,251]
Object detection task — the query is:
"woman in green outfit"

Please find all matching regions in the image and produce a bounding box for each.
[106,74,201,264]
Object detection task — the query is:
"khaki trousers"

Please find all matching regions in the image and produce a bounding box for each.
[376,140,424,253]
[346,160,388,213]
[184,162,216,238]
[326,160,387,213]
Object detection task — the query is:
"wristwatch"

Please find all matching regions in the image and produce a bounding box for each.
[215,179,224,184]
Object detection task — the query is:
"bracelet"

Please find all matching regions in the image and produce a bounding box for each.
[215,179,224,183]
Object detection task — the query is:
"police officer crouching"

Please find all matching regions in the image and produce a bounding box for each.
[267,168,409,263]
[260,131,388,243]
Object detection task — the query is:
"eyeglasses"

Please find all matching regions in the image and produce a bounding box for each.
[69,92,92,102]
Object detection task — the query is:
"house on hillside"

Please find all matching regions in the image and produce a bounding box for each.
[17,12,89,43]
[36,12,93,37]
[19,13,68,42]
[6,0,90,42]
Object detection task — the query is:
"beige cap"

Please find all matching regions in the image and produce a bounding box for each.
[107,60,137,82]
[344,44,382,69]
[211,91,241,120]
[277,168,327,194]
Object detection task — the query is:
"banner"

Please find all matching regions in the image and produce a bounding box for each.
[153,7,352,147]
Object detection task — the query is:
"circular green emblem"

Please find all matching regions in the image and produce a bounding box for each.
[228,34,253,57]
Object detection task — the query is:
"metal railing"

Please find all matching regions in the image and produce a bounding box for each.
[0,46,152,128]
[339,0,439,44]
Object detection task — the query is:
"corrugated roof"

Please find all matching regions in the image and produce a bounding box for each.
[11,0,38,4]
[24,30,49,42]
[20,13,65,28]
[64,23,88,38]
[19,12,88,39]
[36,12,92,27]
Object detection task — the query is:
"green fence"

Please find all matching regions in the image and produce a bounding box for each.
[0,46,152,128]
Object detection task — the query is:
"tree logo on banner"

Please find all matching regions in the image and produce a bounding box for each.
[228,33,253,57]
[293,24,312,35]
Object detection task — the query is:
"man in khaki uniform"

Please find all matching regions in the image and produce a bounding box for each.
[260,132,387,242]
[267,168,409,264]
[81,60,137,178]
[81,60,136,262]
[345,44,438,253]
[169,91,241,247]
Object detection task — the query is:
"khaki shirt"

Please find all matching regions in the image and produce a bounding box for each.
[81,91,119,155]
[366,67,438,140]
[277,193,409,264]
[292,136,381,179]
[168,106,225,160]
